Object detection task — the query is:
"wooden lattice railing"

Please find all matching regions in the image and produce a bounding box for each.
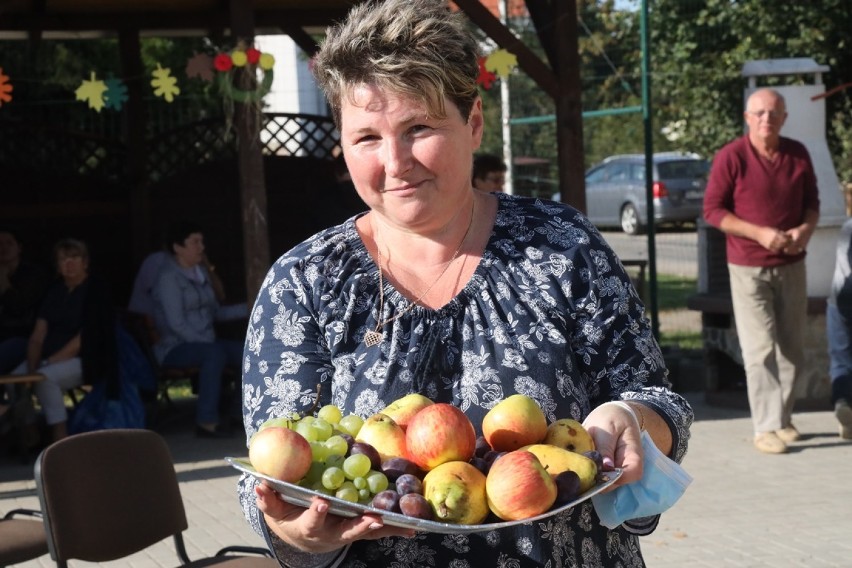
[0,112,340,185]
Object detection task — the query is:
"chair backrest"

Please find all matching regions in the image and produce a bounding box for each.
[34,429,189,564]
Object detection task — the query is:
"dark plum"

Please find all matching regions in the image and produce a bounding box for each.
[554,471,582,505]
[339,433,355,453]
[399,493,433,520]
[484,450,507,467]
[381,457,424,482]
[469,456,489,475]
[370,490,401,513]
[394,473,423,496]
[474,435,492,458]
[350,442,382,471]
[582,450,605,472]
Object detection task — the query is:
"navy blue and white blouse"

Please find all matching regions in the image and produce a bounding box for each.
[239,193,693,568]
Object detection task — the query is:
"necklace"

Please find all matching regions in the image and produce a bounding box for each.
[363,199,476,347]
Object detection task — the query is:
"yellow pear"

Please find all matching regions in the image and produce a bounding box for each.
[520,443,598,493]
[543,418,595,454]
[422,461,489,525]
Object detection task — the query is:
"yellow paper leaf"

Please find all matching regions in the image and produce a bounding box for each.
[151,63,181,103]
[484,49,517,78]
[75,72,108,112]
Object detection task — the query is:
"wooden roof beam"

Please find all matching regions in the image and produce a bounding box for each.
[453,0,558,99]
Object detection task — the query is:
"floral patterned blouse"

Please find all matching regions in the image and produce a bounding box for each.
[239,193,693,568]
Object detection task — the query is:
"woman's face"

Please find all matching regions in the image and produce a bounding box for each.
[56,250,88,283]
[340,85,483,231]
[174,232,205,267]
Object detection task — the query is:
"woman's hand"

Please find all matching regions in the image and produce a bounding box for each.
[582,402,644,492]
[255,483,415,554]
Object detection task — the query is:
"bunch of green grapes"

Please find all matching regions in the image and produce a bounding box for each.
[259,405,388,504]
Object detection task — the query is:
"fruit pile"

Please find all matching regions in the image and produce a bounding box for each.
[249,393,609,525]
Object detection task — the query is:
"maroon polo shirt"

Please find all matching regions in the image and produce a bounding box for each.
[703,135,820,267]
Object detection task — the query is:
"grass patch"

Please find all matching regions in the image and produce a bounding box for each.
[660,329,702,350]
[655,273,697,311]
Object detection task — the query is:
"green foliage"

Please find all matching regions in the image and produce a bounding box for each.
[651,0,852,181]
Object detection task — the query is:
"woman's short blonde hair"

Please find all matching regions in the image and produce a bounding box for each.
[313,0,481,127]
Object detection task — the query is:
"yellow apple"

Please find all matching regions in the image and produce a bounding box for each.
[380,393,434,431]
[354,413,407,461]
[482,394,548,451]
[543,418,595,454]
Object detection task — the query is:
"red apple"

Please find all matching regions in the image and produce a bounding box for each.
[248,426,312,483]
[380,393,434,431]
[354,413,407,461]
[482,394,548,451]
[485,450,557,521]
[405,403,476,471]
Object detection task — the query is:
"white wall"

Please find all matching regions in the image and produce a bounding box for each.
[255,35,328,116]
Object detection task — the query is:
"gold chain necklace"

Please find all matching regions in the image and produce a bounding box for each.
[363,199,476,347]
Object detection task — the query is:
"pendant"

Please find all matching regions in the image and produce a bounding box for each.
[363,329,383,347]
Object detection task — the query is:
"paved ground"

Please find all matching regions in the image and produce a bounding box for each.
[2,392,851,567]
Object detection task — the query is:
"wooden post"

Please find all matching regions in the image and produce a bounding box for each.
[230,0,271,303]
[119,29,150,263]
[553,0,585,212]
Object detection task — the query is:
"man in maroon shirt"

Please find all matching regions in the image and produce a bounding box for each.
[704,87,820,455]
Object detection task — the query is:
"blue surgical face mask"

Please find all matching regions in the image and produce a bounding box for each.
[591,430,692,529]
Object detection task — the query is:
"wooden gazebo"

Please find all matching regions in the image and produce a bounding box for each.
[0,0,584,304]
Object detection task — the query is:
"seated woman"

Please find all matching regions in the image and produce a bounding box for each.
[7,238,116,443]
[152,221,246,438]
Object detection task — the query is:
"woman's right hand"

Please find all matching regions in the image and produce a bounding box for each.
[255,483,415,553]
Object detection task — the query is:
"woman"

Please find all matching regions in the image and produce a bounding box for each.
[152,221,245,438]
[239,0,693,565]
[8,238,115,443]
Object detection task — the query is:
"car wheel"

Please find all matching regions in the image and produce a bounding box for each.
[620,204,644,235]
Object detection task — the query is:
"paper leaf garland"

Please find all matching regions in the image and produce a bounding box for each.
[103,77,128,111]
[476,56,496,90]
[151,63,180,102]
[75,72,108,112]
[186,52,215,83]
[215,48,275,103]
[0,67,12,107]
[485,49,517,78]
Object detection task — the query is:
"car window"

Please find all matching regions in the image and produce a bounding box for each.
[586,166,607,184]
[631,164,646,182]
[609,163,629,182]
[657,160,709,179]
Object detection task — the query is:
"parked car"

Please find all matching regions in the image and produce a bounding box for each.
[553,152,710,235]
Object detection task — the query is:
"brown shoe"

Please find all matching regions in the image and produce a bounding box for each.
[836,400,852,440]
[754,432,787,454]
[775,424,801,444]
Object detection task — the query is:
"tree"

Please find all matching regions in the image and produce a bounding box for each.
[652,0,852,182]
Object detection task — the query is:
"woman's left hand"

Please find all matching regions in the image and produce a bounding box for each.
[582,403,644,491]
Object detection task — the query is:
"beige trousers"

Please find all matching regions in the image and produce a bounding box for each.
[728,261,807,433]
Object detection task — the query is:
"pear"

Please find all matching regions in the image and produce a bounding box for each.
[520,443,598,493]
[422,461,489,525]
[543,418,596,454]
